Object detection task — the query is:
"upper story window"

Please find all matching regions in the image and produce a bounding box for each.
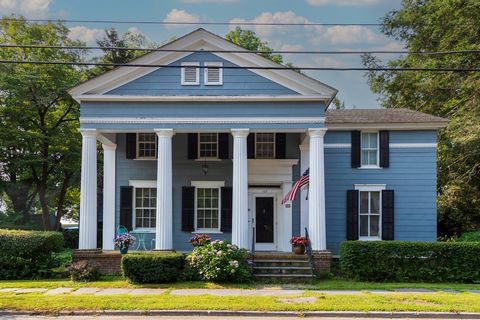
[137,133,156,159]
[359,190,381,240]
[198,133,218,159]
[255,133,275,159]
[181,62,200,85]
[204,62,223,85]
[361,132,379,167]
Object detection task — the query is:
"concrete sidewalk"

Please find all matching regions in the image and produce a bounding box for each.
[2,287,480,296]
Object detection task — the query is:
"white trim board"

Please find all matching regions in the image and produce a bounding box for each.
[76,94,331,102]
[324,143,437,148]
[80,116,326,125]
[327,123,447,130]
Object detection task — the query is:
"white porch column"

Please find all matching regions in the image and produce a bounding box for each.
[154,129,174,250]
[231,129,249,249]
[79,129,98,250]
[299,142,309,237]
[308,128,327,251]
[280,181,293,252]
[102,143,116,250]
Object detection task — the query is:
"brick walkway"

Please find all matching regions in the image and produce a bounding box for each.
[2,287,480,296]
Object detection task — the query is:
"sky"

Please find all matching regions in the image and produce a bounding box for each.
[0,0,405,108]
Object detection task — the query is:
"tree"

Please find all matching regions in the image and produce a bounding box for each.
[225,27,284,64]
[362,0,480,236]
[0,16,87,230]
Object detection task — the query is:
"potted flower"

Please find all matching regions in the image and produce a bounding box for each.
[189,234,211,247]
[290,236,309,255]
[114,233,136,254]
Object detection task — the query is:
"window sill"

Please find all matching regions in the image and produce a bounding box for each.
[358,237,382,241]
[132,229,155,233]
[191,230,224,234]
[133,158,156,161]
[194,158,222,162]
[357,166,382,170]
[204,83,223,86]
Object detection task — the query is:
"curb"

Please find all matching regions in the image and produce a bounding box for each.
[3,310,480,318]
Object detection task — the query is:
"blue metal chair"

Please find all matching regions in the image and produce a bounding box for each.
[117,226,128,236]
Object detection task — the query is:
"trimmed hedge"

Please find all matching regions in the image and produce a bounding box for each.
[0,229,64,279]
[121,253,186,284]
[459,231,480,242]
[340,241,480,283]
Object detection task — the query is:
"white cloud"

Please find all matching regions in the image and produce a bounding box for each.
[314,25,383,45]
[0,0,50,18]
[306,0,381,6]
[180,0,238,3]
[69,26,104,46]
[163,9,200,28]
[126,27,144,37]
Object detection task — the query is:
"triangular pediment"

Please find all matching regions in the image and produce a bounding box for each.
[69,28,337,100]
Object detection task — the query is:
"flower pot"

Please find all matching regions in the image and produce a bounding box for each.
[293,245,305,255]
[120,247,129,254]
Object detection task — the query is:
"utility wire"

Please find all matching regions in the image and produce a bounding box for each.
[0,59,479,72]
[3,44,480,56]
[1,17,382,26]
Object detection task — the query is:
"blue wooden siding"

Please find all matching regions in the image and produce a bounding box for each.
[107,52,298,96]
[323,130,438,254]
[115,132,300,252]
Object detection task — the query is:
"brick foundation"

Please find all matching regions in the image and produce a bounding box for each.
[73,250,122,275]
[311,250,332,275]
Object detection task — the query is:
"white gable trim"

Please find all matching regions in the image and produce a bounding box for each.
[68,29,337,101]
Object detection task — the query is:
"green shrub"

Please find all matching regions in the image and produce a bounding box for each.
[458,231,480,242]
[121,253,186,284]
[340,241,480,283]
[62,228,79,249]
[187,240,252,283]
[0,229,65,279]
[68,260,100,282]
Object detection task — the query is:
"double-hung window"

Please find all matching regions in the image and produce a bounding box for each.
[133,186,157,230]
[137,133,156,159]
[198,133,218,159]
[361,132,379,167]
[358,189,381,240]
[192,181,223,232]
[255,133,275,159]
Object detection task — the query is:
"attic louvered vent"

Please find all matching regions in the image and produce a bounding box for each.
[181,62,200,85]
[204,62,223,85]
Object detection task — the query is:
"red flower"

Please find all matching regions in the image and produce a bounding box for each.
[290,236,309,247]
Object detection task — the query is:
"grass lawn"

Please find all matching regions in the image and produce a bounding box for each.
[1,291,480,313]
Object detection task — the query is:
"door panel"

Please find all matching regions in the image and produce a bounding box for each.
[255,197,274,243]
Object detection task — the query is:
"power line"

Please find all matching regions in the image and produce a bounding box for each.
[2,17,382,27]
[2,44,480,56]
[0,59,479,72]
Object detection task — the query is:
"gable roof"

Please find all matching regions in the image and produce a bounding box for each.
[326,108,448,130]
[69,28,337,103]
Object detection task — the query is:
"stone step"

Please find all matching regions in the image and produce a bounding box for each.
[253,273,315,282]
[253,260,311,268]
[253,266,313,275]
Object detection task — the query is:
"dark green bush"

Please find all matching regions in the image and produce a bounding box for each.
[340,241,480,283]
[0,229,65,279]
[121,253,186,284]
[458,231,480,242]
[62,228,79,249]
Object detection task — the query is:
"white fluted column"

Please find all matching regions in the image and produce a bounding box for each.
[308,128,327,251]
[154,129,174,250]
[231,129,249,249]
[102,143,116,250]
[79,130,98,249]
[299,143,309,237]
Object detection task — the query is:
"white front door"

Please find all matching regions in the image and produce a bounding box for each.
[249,191,278,251]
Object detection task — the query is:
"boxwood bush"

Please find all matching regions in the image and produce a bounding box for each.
[121,252,186,283]
[458,231,480,242]
[0,229,64,279]
[340,241,480,283]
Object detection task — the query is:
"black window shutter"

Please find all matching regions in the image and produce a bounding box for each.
[182,186,195,232]
[379,130,390,168]
[187,133,198,160]
[120,186,133,231]
[351,131,361,168]
[126,133,137,159]
[218,133,229,159]
[247,133,255,159]
[382,190,395,240]
[346,190,359,240]
[220,187,233,232]
[275,133,286,159]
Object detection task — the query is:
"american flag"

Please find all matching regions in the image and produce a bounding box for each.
[281,168,309,204]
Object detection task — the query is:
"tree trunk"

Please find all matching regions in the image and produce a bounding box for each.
[54,172,72,231]
[37,183,52,230]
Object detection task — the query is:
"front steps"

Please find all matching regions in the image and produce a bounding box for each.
[252,252,315,282]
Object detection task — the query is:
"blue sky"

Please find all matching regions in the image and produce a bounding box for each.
[0,0,405,108]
